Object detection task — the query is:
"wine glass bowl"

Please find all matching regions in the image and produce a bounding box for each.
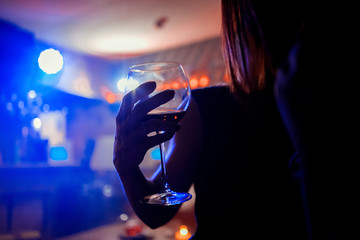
[127,62,190,113]
[126,62,192,206]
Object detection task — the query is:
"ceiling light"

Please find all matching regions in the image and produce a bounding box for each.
[90,35,147,54]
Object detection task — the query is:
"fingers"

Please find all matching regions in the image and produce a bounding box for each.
[120,89,176,134]
[115,82,178,156]
[131,89,175,123]
[119,119,179,155]
[126,119,180,144]
[146,131,177,149]
[116,81,156,123]
[142,119,180,134]
[143,120,180,148]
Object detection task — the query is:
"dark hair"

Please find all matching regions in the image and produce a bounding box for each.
[221,0,269,94]
[221,0,307,94]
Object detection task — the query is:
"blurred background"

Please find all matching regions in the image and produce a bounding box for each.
[0,0,225,239]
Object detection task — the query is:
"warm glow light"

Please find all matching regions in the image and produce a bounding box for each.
[189,77,198,89]
[175,225,191,240]
[91,35,147,53]
[180,225,188,236]
[199,76,210,87]
[105,92,116,104]
[224,73,230,83]
[38,48,64,74]
[172,81,180,89]
[162,83,171,90]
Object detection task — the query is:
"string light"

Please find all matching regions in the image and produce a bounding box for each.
[162,83,171,90]
[171,81,180,89]
[189,77,198,89]
[199,76,209,87]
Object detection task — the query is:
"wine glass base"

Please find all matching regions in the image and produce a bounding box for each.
[143,189,192,206]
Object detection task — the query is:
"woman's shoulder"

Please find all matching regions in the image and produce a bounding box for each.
[190,84,252,129]
[191,85,232,115]
[191,84,240,106]
[191,84,248,111]
[191,84,231,98]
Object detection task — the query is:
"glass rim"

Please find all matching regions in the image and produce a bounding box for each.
[129,61,182,72]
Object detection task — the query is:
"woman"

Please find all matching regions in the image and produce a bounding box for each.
[114,0,315,238]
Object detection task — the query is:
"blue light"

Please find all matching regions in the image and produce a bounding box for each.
[50,146,68,161]
[38,48,64,74]
[150,147,161,160]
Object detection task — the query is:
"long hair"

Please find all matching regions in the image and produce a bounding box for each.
[222,0,307,95]
[221,0,270,95]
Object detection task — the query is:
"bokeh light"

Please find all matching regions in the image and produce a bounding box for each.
[105,92,116,104]
[125,79,140,92]
[171,81,180,89]
[199,75,209,87]
[27,90,37,99]
[189,77,198,89]
[117,78,127,92]
[32,117,42,130]
[117,78,140,93]
[180,225,189,236]
[119,213,129,221]
[38,48,64,74]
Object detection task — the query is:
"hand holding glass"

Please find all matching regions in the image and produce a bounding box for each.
[125,62,192,206]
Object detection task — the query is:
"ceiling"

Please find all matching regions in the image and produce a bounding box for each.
[0,0,221,58]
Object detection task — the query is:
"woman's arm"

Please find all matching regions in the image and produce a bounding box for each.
[114,83,203,228]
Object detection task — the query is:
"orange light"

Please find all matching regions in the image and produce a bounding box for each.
[172,81,180,89]
[175,225,191,240]
[105,92,116,104]
[189,77,198,89]
[224,72,230,83]
[163,83,171,90]
[156,82,163,91]
[180,225,188,236]
[199,75,209,87]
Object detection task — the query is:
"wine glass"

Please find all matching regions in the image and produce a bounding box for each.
[125,61,192,206]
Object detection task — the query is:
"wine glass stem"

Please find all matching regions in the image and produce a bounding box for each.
[159,142,169,190]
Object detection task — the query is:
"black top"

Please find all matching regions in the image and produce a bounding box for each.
[190,85,306,239]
